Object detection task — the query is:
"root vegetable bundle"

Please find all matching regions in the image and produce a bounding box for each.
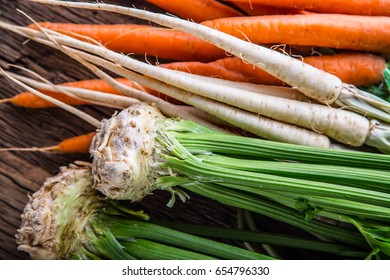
[1,0,390,260]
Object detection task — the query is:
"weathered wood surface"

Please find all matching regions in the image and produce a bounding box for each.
[0,0,243,260]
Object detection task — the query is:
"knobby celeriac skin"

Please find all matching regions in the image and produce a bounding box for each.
[90,104,168,201]
[91,103,217,202]
[16,163,102,259]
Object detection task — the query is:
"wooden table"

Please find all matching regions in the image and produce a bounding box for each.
[0,0,242,260]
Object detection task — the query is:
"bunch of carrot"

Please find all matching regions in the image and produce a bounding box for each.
[1,0,389,153]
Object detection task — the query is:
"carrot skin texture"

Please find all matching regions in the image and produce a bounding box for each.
[302,54,387,86]
[231,1,301,16]
[147,0,243,22]
[10,79,124,108]
[163,53,387,86]
[223,0,390,16]
[202,14,390,53]
[28,22,225,61]
[55,132,95,153]
[9,78,181,108]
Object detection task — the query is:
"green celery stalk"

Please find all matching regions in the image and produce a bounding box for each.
[121,239,216,260]
[108,218,269,260]
[200,154,390,193]
[174,133,390,170]
[179,181,365,248]
[156,221,368,258]
[164,155,390,211]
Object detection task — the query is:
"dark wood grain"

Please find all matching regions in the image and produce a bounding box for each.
[0,0,249,260]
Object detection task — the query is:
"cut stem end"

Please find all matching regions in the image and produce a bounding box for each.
[365,120,390,154]
[337,85,390,123]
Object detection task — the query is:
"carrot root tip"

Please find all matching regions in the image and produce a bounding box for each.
[0,146,58,153]
[0,98,12,104]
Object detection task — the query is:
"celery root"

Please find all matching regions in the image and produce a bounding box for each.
[89,103,390,256]
[16,162,272,260]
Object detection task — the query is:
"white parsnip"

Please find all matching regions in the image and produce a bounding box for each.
[31,0,390,123]
[0,21,334,147]
[3,21,390,151]
[65,43,331,147]
[1,23,373,147]
[169,70,312,103]
[61,49,225,131]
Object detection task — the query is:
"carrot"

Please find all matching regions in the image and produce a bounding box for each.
[4,78,125,108]
[201,13,390,53]
[163,53,387,86]
[223,0,390,16]
[25,1,390,152]
[0,78,180,108]
[60,42,331,148]
[147,0,243,22]
[302,54,387,86]
[28,22,225,61]
[0,132,95,153]
[18,25,367,147]
[42,132,95,153]
[1,68,101,127]
[25,1,390,120]
[231,1,301,16]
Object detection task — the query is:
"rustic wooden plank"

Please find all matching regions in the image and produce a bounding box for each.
[0,0,244,260]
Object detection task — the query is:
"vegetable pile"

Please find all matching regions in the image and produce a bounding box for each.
[1,0,390,260]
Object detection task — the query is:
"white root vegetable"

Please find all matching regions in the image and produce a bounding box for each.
[53,41,306,131]
[0,21,333,148]
[179,106,236,128]
[68,57,235,130]
[31,0,390,123]
[167,70,313,103]
[60,48,225,131]
[66,46,333,147]
[18,14,225,131]
[3,23,388,151]
[30,28,372,146]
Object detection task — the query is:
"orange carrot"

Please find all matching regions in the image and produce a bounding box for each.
[1,78,180,108]
[50,132,95,153]
[0,132,95,153]
[28,22,225,61]
[163,53,387,86]
[302,54,387,86]
[231,1,301,16]
[202,13,390,53]
[147,0,243,22]
[223,0,390,16]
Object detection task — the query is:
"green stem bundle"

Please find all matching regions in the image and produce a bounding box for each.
[90,103,390,258]
[16,163,271,260]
